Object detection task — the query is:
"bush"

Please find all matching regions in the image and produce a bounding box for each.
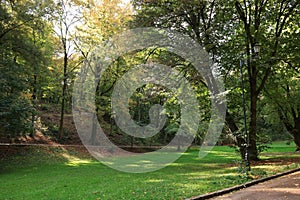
[0,95,35,138]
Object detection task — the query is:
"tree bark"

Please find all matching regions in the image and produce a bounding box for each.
[225,111,246,159]
[277,105,300,152]
[30,74,37,137]
[292,131,300,152]
[295,116,300,151]
[235,1,260,161]
[59,50,68,140]
[89,83,100,145]
[249,90,258,160]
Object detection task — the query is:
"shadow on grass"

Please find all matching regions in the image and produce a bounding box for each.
[1,145,299,200]
[0,145,97,173]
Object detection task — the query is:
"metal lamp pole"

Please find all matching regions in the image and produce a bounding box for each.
[239,58,250,174]
[238,43,260,174]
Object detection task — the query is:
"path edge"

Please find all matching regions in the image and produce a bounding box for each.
[186,167,300,200]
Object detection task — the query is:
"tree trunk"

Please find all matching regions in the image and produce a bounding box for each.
[248,62,259,161]
[249,92,258,160]
[295,117,300,151]
[89,113,98,145]
[89,82,100,145]
[278,106,300,152]
[30,74,37,137]
[293,131,300,152]
[292,115,300,151]
[58,81,67,139]
[31,30,37,137]
[59,51,68,140]
[225,111,246,159]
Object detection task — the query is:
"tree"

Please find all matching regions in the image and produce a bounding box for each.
[53,0,82,139]
[74,0,132,144]
[233,0,299,160]
[0,0,54,138]
[265,76,300,150]
[132,0,248,155]
[132,0,300,160]
[262,11,300,150]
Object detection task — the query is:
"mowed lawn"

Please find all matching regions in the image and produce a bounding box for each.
[1,142,299,200]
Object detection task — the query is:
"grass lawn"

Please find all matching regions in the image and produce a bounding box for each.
[0,142,299,200]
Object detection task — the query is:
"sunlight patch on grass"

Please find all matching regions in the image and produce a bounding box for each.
[145,179,164,183]
[62,153,93,166]
[214,172,239,177]
[173,182,206,193]
[1,144,300,200]
[125,164,140,167]
[140,160,152,163]
[260,153,300,159]
[102,161,114,165]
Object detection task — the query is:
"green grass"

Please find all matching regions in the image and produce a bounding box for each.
[265,140,296,152]
[0,143,299,200]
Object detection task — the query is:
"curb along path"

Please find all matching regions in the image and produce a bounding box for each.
[187,168,300,200]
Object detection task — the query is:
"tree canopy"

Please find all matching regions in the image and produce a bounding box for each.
[0,0,299,160]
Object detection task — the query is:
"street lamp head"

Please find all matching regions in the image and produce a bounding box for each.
[253,43,261,54]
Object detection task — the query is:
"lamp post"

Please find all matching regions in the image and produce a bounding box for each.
[253,43,261,56]
[239,58,250,174]
[239,43,260,174]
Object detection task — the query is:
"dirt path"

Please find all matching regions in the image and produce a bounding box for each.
[211,170,300,200]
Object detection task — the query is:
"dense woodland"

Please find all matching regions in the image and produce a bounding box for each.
[0,0,299,161]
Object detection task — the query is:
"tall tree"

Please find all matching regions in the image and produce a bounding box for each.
[133,0,299,160]
[53,0,82,139]
[132,0,247,155]
[74,0,132,144]
[234,0,299,160]
[263,10,300,150]
[267,75,300,151]
[0,0,54,138]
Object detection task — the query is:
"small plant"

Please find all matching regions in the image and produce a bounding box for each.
[235,159,251,177]
[249,168,267,179]
[284,163,299,170]
[41,104,49,111]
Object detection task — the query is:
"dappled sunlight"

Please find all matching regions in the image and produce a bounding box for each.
[260,153,300,160]
[2,145,300,199]
[182,167,237,178]
[205,150,237,157]
[125,164,140,168]
[144,179,164,183]
[251,163,299,174]
[213,171,238,177]
[62,153,94,166]
[102,161,114,165]
[169,162,227,169]
[252,165,279,170]
[172,182,207,194]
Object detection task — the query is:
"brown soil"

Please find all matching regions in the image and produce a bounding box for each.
[40,112,82,145]
[251,156,300,166]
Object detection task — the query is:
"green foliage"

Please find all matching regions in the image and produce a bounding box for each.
[0,0,55,138]
[91,47,212,146]
[0,96,34,137]
[0,0,299,161]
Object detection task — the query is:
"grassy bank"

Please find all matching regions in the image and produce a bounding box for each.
[0,142,299,200]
